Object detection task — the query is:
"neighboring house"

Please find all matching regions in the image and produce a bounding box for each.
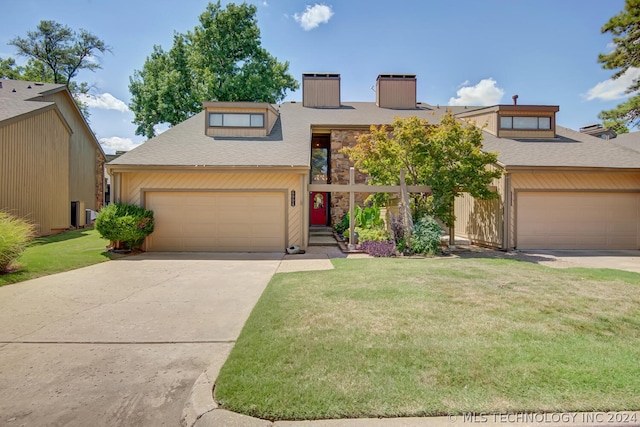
[578,123,617,140]
[107,73,640,252]
[0,79,106,235]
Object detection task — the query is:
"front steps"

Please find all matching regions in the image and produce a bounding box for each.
[308,226,339,247]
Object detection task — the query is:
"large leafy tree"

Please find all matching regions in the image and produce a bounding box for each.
[2,20,110,118]
[342,112,502,244]
[129,1,299,138]
[597,0,640,132]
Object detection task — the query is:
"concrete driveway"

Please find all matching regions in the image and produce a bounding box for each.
[0,252,283,427]
[519,250,640,273]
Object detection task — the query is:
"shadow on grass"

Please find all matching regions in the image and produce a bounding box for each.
[29,228,94,246]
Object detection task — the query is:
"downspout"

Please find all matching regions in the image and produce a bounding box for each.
[502,172,512,250]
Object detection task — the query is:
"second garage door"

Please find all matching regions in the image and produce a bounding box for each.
[516,192,640,250]
[145,191,285,252]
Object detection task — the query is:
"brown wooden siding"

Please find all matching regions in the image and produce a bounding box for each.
[461,111,497,135]
[0,109,70,235]
[303,76,341,108]
[376,76,416,109]
[117,170,305,248]
[508,171,640,248]
[41,92,101,213]
[454,165,505,247]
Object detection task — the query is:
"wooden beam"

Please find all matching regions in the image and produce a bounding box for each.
[308,184,431,193]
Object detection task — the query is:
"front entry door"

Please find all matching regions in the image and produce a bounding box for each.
[310,192,328,226]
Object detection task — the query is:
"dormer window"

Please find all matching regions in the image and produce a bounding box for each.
[500,116,551,130]
[202,101,278,138]
[208,112,264,128]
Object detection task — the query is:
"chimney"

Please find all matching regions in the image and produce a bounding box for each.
[512,94,519,105]
[376,74,417,109]
[302,73,341,108]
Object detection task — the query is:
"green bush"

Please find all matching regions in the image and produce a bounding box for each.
[355,226,391,242]
[95,203,154,249]
[334,215,350,235]
[0,212,36,272]
[410,215,442,256]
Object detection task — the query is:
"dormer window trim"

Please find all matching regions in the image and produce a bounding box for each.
[500,116,552,130]
[208,112,265,128]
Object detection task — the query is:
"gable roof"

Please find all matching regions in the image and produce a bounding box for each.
[610,131,640,154]
[109,102,481,168]
[109,100,640,171]
[0,78,105,156]
[482,126,640,169]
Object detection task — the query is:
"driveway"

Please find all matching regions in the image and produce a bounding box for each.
[518,249,640,273]
[0,252,283,427]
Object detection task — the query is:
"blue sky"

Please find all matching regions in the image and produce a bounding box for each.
[1,0,633,154]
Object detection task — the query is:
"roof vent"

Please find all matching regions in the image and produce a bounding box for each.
[12,88,16,93]
[302,73,340,108]
[0,82,3,89]
[512,94,518,105]
[376,74,417,109]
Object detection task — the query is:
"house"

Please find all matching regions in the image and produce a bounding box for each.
[0,79,106,235]
[107,73,640,252]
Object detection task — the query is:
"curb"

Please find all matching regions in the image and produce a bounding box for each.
[181,363,220,427]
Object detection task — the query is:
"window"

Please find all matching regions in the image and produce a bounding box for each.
[208,113,264,128]
[500,116,552,130]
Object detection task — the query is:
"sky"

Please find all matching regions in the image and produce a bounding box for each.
[0,0,633,154]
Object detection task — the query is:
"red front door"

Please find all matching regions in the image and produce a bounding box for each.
[310,192,328,225]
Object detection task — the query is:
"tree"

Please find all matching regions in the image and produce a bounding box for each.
[597,0,640,131]
[2,20,110,118]
[342,112,503,244]
[129,1,299,138]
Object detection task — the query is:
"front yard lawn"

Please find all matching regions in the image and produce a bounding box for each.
[215,257,640,421]
[0,228,122,286]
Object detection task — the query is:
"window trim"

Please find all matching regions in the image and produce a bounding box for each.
[208,112,265,128]
[499,115,552,130]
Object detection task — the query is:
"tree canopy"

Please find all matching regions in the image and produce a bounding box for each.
[129,1,299,138]
[1,20,110,118]
[597,0,640,132]
[342,112,502,243]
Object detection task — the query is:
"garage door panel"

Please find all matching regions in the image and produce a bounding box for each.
[517,192,640,250]
[146,191,285,252]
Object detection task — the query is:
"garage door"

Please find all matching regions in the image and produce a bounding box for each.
[145,191,285,252]
[516,192,640,249]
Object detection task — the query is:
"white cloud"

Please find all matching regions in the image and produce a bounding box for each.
[99,136,140,154]
[294,4,333,30]
[448,78,504,106]
[78,92,128,112]
[584,67,640,101]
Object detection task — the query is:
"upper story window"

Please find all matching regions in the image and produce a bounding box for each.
[500,116,551,130]
[208,112,264,128]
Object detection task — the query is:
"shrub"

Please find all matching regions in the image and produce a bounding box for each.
[95,203,154,249]
[355,226,391,242]
[0,212,36,272]
[410,215,442,256]
[359,240,397,257]
[334,215,349,235]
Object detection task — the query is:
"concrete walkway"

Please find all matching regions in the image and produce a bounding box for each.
[0,252,284,427]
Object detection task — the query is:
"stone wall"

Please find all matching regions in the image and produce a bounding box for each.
[95,152,106,210]
[329,130,371,225]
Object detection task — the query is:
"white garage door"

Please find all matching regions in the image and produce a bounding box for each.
[145,191,285,252]
[516,192,640,250]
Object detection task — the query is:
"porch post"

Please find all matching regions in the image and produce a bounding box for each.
[349,167,355,248]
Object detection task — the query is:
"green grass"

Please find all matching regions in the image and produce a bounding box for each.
[0,228,122,286]
[215,257,640,421]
